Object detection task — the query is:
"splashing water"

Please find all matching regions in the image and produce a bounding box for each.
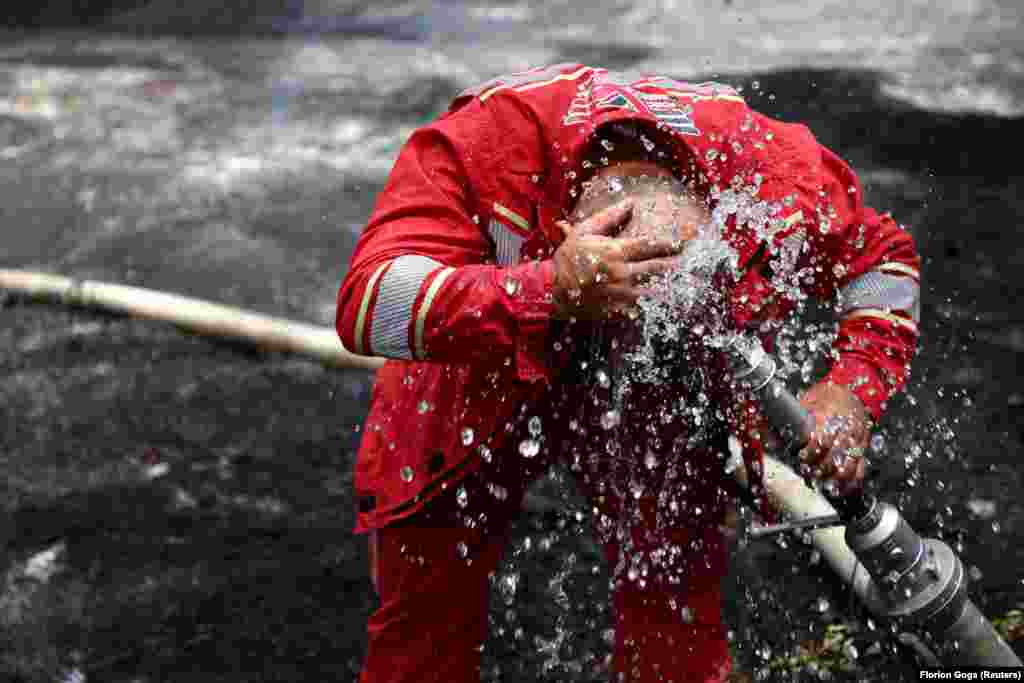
[498,168,991,678]
[629,201,740,381]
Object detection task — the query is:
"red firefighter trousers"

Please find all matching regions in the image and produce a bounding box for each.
[358,456,733,683]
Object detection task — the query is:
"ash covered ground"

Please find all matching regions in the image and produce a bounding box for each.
[1,2,1023,681]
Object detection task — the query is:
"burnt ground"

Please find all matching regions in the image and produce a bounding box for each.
[0,33,1022,683]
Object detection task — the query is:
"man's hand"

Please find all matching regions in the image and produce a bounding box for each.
[551,200,682,319]
[797,381,872,496]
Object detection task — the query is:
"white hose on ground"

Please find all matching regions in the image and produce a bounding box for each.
[739,454,881,614]
[0,269,385,371]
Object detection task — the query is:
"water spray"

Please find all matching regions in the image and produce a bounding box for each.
[722,333,1022,668]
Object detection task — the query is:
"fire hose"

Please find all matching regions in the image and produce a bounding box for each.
[722,333,1021,668]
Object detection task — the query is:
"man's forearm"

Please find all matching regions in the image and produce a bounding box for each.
[336,256,558,375]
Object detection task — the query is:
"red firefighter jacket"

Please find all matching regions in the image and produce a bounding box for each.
[336,64,921,533]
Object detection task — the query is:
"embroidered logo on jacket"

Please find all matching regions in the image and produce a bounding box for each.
[594,91,638,112]
[636,92,701,136]
[563,80,593,126]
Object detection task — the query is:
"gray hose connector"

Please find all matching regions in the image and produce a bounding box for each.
[723,334,1022,668]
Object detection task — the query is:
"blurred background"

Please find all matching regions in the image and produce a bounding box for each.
[1,1,1022,681]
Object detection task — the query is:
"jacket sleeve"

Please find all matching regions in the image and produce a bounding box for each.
[335,97,558,379]
[749,116,921,421]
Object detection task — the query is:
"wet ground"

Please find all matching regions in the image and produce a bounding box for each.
[1,2,1023,681]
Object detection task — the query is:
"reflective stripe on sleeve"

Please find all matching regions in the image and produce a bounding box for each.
[492,202,531,232]
[779,228,806,257]
[369,255,445,358]
[839,269,921,323]
[783,210,804,229]
[354,262,391,355]
[414,267,456,360]
[876,261,920,281]
[488,218,525,266]
[844,308,918,334]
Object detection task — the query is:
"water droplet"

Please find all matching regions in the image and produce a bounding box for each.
[528,416,542,437]
[629,480,644,500]
[479,444,492,463]
[870,434,886,452]
[61,669,86,683]
[504,278,520,296]
[680,606,694,623]
[461,427,475,446]
[499,572,519,604]
[595,369,610,388]
[815,597,830,613]
[519,439,540,458]
[600,410,620,430]
[966,498,996,519]
[400,466,415,483]
[705,149,719,163]
[417,400,431,414]
[644,451,659,470]
[456,485,468,508]
[968,565,983,582]
[456,541,469,558]
[144,462,170,480]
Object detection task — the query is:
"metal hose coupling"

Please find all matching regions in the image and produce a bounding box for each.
[723,333,1022,668]
[720,333,814,450]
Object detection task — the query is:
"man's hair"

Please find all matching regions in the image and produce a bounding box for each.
[571,120,700,223]
[582,120,683,174]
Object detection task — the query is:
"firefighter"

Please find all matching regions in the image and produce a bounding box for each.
[336,64,920,682]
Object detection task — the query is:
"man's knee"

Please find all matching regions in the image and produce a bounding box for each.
[610,576,730,682]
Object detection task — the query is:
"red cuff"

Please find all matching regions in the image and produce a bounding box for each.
[824,356,887,422]
[504,259,558,383]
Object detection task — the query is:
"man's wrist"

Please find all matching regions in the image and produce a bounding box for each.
[823,358,886,422]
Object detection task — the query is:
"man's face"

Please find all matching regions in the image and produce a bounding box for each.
[619,184,708,246]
